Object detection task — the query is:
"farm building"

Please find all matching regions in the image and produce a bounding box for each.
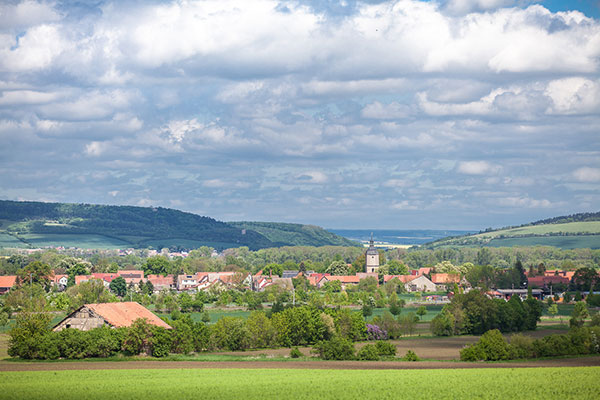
[53,301,171,332]
[0,275,17,294]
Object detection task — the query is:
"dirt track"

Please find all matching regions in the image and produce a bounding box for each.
[1,356,599,372]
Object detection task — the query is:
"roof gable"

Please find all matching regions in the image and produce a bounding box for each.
[85,302,171,329]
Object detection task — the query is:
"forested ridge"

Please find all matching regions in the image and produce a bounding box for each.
[0,200,354,250]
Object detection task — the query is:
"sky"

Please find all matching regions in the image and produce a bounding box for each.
[0,0,599,230]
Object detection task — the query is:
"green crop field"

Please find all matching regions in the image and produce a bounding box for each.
[0,367,598,399]
[487,235,600,249]
[474,221,600,238]
[0,233,27,248]
[17,234,131,249]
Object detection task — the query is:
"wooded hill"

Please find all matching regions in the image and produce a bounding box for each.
[423,212,600,250]
[228,221,356,247]
[0,200,357,250]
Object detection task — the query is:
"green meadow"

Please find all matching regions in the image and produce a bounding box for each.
[0,367,598,399]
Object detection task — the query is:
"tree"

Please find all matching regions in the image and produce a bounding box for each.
[263,263,283,277]
[386,259,408,275]
[325,260,350,276]
[109,277,127,297]
[476,248,494,266]
[66,279,112,310]
[570,301,589,328]
[570,267,599,291]
[143,256,171,276]
[548,303,559,323]
[17,261,52,290]
[66,262,91,287]
[8,311,52,359]
[416,305,427,320]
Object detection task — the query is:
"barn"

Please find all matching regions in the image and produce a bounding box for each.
[53,301,172,332]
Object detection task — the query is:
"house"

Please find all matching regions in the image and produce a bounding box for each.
[91,273,119,288]
[177,274,198,291]
[496,289,543,301]
[322,275,360,290]
[117,270,144,285]
[75,275,93,285]
[53,301,171,332]
[431,273,461,291]
[282,270,300,279]
[384,274,437,292]
[50,274,68,290]
[527,275,570,292]
[146,274,175,292]
[0,275,17,294]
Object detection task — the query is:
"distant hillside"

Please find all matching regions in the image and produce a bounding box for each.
[228,221,358,247]
[423,212,600,250]
[0,200,356,250]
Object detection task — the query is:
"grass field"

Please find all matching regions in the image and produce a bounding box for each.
[474,221,600,238]
[0,233,27,248]
[0,367,598,399]
[16,233,130,249]
[487,235,600,249]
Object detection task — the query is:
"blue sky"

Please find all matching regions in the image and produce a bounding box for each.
[0,0,599,230]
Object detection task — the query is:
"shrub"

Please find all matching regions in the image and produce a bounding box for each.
[508,333,534,359]
[170,319,194,354]
[375,341,396,357]
[477,329,510,361]
[87,326,120,357]
[38,334,60,360]
[314,337,355,360]
[150,327,172,358]
[57,328,90,359]
[460,344,486,361]
[402,350,419,361]
[431,309,455,336]
[290,347,303,358]
[122,318,153,355]
[211,317,249,351]
[8,311,52,359]
[366,324,387,340]
[357,344,380,361]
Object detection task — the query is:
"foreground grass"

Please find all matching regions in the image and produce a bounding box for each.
[1,367,599,399]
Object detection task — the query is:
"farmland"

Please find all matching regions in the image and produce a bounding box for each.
[0,367,598,399]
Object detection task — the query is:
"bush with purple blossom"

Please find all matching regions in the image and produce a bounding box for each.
[366,324,387,340]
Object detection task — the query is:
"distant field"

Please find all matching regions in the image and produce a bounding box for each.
[487,235,600,249]
[16,234,130,249]
[0,233,27,248]
[1,367,598,399]
[475,221,600,238]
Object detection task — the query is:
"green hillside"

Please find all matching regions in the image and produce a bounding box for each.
[228,221,358,247]
[424,213,600,250]
[0,200,356,250]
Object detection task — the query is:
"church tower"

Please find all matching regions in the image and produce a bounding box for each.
[365,233,379,273]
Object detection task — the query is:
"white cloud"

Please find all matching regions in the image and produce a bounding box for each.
[296,171,328,184]
[573,167,600,182]
[38,90,136,120]
[545,78,600,115]
[0,90,61,105]
[496,196,552,208]
[85,141,108,157]
[0,1,61,29]
[361,101,411,119]
[391,200,419,210]
[0,24,67,72]
[457,161,500,175]
[445,0,522,15]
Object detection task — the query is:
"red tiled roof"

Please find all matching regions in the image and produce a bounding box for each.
[528,276,570,286]
[0,275,17,288]
[326,275,360,284]
[92,273,119,282]
[384,274,417,283]
[431,273,461,284]
[86,302,171,329]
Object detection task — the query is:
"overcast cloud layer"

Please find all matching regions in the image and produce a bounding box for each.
[0,0,599,229]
